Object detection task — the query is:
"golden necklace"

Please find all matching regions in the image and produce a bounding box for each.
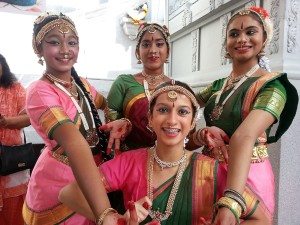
[141,71,165,86]
[147,146,187,222]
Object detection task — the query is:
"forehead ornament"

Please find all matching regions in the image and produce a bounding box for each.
[167,91,178,103]
[148,24,156,34]
[32,14,78,55]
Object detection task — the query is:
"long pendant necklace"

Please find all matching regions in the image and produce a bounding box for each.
[147,147,187,222]
[52,81,99,147]
[209,64,259,121]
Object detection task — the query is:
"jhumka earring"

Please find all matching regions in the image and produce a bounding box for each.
[38,57,44,65]
[146,123,153,133]
[224,52,232,59]
[258,49,266,57]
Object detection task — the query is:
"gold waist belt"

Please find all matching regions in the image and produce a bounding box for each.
[22,202,74,225]
[203,145,268,163]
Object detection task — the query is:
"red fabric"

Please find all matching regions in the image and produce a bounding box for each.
[0,194,25,225]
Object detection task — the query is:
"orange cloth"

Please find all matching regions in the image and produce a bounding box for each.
[0,194,25,225]
[0,82,29,224]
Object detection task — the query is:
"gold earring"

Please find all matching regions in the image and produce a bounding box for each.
[224,52,232,59]
[258,49,266,57]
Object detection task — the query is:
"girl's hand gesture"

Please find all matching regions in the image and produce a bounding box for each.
[99,118,132,156]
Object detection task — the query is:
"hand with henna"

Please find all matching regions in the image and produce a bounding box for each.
[202,126,230,163]
[99,119,131,156]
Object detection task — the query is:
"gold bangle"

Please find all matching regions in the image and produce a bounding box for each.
[95,207,117,225]
[215,196,242,223]
[194,127,206,146]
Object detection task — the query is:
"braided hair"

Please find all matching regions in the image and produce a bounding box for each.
[71,67,112,161]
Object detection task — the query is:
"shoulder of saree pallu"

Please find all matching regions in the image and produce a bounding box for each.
[124,92,147,118]
[242,72,282,119]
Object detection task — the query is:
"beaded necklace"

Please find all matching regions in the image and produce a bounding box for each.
[44,73,78,98]
[142,71,164,86]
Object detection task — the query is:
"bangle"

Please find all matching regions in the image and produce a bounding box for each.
[120,118,132,134]
[215,197,242,224]
[193,128,207,146]
[95,207,117,225]
[224,189,246,215]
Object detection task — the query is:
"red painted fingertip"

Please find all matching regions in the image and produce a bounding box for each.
[200,217,206,224]
[142,201,150,210]
[99,124,108,130]
[106,148,111,154]
[127,200,135,211]
[117,218,126,225]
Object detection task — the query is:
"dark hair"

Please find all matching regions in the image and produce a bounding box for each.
[149,80,198,118]
[71,67,111,161]
[0,54,17,88]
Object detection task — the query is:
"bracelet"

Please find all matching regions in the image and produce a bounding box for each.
[193,128,207,146]
[215,197,242,224]
[224,189,247,215]
[95,207,117,225]
[120,118,132,134]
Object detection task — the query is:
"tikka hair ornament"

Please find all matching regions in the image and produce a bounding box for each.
[32,12,78,55]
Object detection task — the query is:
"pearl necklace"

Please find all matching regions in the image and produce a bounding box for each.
[147,147,187,222]
[153,147,187,170]
[209,64,259,121]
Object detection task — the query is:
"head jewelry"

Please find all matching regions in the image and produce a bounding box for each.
[32,12,78,55]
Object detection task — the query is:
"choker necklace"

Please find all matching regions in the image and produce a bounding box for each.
[147,146,187,222]
[142,71,164,86]
[153,147,187,170]
[44,73,78,98]
[209,64,259,121]
[44,73,72,88]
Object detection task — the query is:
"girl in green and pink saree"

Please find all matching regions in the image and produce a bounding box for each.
[59,80,270,225]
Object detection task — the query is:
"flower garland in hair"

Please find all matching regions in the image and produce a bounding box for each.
[249,6,273,72]
[249,6,269,19]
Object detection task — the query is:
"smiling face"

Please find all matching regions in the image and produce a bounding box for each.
[137,30,169,74]
[38,26,79,76]
[226,15,266,64]
[149,92,193,148]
